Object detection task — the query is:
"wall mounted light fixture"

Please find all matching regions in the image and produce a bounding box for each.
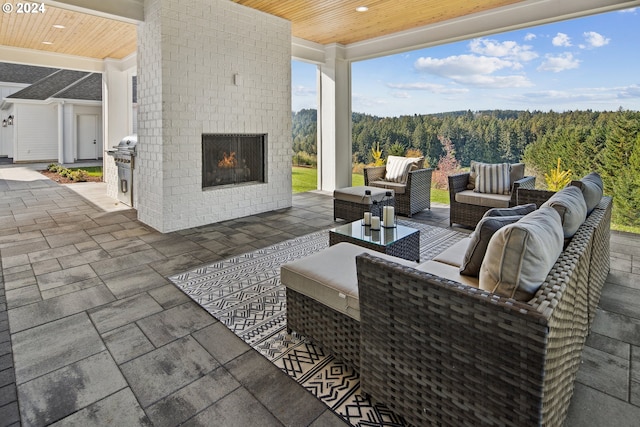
[2,119,6,127]
[7,115,13,125]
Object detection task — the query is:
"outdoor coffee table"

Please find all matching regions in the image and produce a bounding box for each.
[329,220,420,262]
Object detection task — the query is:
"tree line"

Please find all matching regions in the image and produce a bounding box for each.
[292,108,640,227]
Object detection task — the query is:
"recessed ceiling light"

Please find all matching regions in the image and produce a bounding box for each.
[356,6,369,12]
[42,41,53,45]
[53,24,65,29]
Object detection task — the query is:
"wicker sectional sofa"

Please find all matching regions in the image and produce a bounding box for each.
[282,185,612,426]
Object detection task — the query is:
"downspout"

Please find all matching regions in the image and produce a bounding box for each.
[57,101,64,164]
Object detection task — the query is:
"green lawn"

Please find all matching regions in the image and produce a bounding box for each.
[292,166,449,204]
[69,166,102,178]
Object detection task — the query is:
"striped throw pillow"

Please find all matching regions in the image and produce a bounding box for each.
[384,156,422,183]
[475,163,510,194]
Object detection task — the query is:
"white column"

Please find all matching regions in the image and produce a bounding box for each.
[57,102,64,163]
[318,44,352,192]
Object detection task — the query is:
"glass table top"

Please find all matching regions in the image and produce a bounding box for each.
[330,220,419,247]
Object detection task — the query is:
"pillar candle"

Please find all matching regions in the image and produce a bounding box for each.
[383,206,395,227]
[371,216,381,230]
[364,212,372,225]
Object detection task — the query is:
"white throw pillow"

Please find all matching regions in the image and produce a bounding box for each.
[385,156,423,183]
[479,207,564,301]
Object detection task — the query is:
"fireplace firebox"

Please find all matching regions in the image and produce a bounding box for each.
[202,133,266,188]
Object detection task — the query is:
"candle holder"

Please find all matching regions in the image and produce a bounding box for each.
[362,189,372,226]
[382,191,396,228]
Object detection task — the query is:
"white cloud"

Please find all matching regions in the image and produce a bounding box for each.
[414,54,519,76]
[618,84,640,98]
[581,31,610,48]
[618,7,637,13]
[390,91,411,99]
[507,84,640,104]
[524,33,537,41]
[451,75,533,88]
[292,85,315,97]
[386,82,468,94]
[538,53,581,72]
[468,38,538,62]
[552,33,572,47]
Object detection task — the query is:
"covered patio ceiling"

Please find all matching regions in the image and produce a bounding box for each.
[0,0,638,66]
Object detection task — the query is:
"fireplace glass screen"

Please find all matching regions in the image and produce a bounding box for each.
[202,133,266,188]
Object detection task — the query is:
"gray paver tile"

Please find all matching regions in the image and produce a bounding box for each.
[30,258,62,276]
[585,332,630,359]
[120,336,219,407]
[149,237,204,258]
[8,285,115,333]
[0,401,20,426]
[36,264,97,291]
[147,284,191,309]
[599,283,640,320]
[28,244,78,264]
[181,387,282,427]
[0,254,29,269]
[137,302,215,347]
[310,410,350,426]
[101,265,168,299]
[146,368,240,427]
[3,270,36,291]
[565,383,640,427]
[226,350,326,426]
[102,323,155,365]
[18,351,127,426]
[40,277,104,300]
[0,239,50,257]
[90,249,165,276]
[632,381,640,407]
[632,345,640,383]
[576,346,629,400]
[6,285,41,309]
[592,309,640,347]
[49,388,152,427]
[148,253,204,277]
[88,293,163,334]
[0,382,18,407]
[58,248,109,269]
[11,312,105,384]
[193,322,250,365]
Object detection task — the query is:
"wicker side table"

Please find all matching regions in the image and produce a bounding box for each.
[329,221,420,262]
[333,186,394,222]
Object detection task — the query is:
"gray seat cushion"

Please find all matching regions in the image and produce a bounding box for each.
[333,186,392,204]
[455,190,511,208]
[281,242,417,321]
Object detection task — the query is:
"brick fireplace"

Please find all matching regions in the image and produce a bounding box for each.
[136,0,292,232]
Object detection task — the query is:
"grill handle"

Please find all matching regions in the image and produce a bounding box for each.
[120,179,128,194]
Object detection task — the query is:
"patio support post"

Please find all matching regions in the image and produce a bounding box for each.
[318,44,352,192]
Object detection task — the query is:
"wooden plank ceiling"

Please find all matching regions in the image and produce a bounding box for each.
[0,4,136,59]
[0,0,522,59]
[233,0,523,45]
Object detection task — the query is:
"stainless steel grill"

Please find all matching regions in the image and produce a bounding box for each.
[107,135,137,206]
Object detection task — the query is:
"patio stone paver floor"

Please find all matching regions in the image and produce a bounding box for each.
[0,163,639,426]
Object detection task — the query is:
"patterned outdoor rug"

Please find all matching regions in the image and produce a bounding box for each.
[169,220,466,426]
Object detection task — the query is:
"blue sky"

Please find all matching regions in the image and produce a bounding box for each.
[292,8,639,117]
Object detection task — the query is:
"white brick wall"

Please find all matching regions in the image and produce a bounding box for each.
[137,0,292,232]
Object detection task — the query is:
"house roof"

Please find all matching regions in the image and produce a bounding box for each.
[7,69,90,100]
[54,73,102,101]
[0,63,59,84]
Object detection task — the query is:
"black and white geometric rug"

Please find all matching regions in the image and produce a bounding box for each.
[169,221,466,426]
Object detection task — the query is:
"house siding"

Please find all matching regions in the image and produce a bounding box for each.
[137,0,292,232]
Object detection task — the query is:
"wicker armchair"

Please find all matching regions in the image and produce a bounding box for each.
[364,166,433,217]
[448,172,535,228]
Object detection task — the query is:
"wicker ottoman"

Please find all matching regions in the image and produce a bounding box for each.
[333,186,394,222]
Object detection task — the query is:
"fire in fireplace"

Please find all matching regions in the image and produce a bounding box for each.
[202,133,266,188]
